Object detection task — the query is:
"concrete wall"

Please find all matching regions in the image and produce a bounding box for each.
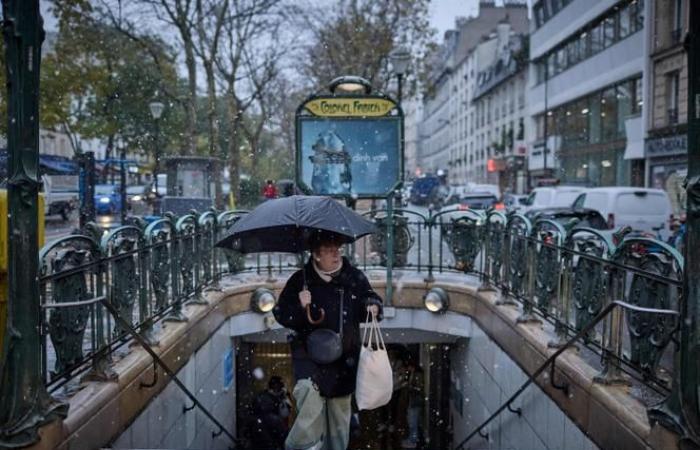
[111,323,235,450]
[450,324,599,450]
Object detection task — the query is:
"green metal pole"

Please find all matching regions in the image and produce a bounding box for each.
[649,8,700,444]
[386,194,394,306]
[0,1,68,446]
[677,6,700,441]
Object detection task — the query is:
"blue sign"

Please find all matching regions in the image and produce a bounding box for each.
[298,118,402,197]
[223,348,234,391]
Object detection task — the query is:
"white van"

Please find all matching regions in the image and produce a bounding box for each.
[522,186,586,213]
[572,187,672,237]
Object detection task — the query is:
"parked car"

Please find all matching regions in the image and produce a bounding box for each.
[94,184,122,215]
[571,187,673,238]
[521,186,586,214]
[409,175,443,206]
[527,207,608,230]
[126,185,153,213]
[40,174,78,221]
[503,193,528,213]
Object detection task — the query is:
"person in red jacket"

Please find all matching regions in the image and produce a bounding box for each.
[263,179,278,200]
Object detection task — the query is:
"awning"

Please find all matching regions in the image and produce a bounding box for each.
[623,116,644,160]
[39,155,79,175]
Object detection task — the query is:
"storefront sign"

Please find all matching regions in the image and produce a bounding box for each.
[646,134,687,157]
[304,97,396,117]
[296,94,403,198]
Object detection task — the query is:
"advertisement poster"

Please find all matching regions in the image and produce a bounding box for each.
[298,117,401,197]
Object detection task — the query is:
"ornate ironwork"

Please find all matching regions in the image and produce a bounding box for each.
[102,227,141,340]
[568,230,612,337]
[47,248,91,375]
[615,238,683,378]
[145,218,174,312]
[441,211,483,273]
[532,219,566,312]
[217,211,247,273]
[370,213,414,267]
[484,211,506,288]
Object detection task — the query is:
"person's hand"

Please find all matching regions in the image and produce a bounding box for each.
[299,290,311,308]
[367,304,379,317]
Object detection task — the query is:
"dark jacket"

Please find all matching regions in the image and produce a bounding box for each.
[273,257,383,398]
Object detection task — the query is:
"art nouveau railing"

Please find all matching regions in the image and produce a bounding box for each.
[37,206,684,426]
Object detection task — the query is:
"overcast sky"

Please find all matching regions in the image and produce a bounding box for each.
[40,0,483,35]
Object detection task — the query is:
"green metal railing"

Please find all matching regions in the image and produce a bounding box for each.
[31,206,686,445]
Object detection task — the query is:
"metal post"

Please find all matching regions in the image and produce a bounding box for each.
[648,8,700,442]
[152,117,161,215]
[78,151,96,228]
[0,1,68,446]
[120,148,127,224]
[386,193,394,306]
[397,73,403,105]
[542,65,549,181]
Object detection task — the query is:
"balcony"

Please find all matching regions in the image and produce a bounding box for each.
[668,107,679,126]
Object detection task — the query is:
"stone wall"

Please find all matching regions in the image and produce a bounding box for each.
[111,323,235,450]
[450,325,598,450]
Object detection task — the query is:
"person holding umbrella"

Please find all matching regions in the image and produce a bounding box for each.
[273,230,383,450]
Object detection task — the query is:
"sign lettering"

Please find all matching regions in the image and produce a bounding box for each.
[304,98,396,117]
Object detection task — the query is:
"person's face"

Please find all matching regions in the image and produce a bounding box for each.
[314,243,342,271]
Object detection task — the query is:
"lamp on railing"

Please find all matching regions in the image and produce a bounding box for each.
[424,287,449,313]
[250,288,276,314]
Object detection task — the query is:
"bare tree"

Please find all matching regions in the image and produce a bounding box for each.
[293,0,433,96]
[97,0,199,155]
[194,0,228,204]
[215,0,282,204]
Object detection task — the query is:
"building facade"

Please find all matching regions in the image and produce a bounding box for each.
[527,0,646,187]
[471,22,529,193]
[418,1,528,185]
[644,0,688,216]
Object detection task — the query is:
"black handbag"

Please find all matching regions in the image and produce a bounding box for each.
[305,288,344,365]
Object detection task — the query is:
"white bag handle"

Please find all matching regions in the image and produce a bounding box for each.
[362,312,385,351]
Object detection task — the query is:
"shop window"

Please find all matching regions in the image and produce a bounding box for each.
[616,82,633,136]
[601,87,618,141]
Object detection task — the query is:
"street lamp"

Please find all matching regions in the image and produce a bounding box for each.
[149,100,165,214]
[389,46,411,104]
[328,76,372,95]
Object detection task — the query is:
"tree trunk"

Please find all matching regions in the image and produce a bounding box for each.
[226,89,242,207]
[205,60,224,208]
[183,36,197,155]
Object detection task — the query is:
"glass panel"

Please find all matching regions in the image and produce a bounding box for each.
[635,0,645,30]
[601,87,618,141]
[619,4,631,39]
[617,81,633,136]
[590,22,604,53]
[603,15,617,47]
[588,92,602,144]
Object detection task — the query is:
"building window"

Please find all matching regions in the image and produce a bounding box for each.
[619,3,632,39]
[667,71,680,125]
[672,0,683,44]
[535,0,642,83]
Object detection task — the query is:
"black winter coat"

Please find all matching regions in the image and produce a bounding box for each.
[273,257,383,398]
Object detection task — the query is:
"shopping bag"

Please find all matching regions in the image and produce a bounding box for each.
[355,313,393,410]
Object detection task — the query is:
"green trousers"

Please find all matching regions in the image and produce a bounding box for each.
[285,378,352,450]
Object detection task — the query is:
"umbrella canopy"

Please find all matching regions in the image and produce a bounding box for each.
[215,195,377,253]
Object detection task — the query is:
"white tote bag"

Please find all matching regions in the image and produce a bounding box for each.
[355,313,393,410]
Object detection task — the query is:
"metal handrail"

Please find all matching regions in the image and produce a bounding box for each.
[455,300,679,450]
[100,298,239,447]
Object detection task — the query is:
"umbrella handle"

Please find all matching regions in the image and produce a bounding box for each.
[306,304,325,324]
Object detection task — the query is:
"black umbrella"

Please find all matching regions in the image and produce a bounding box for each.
[215,195,377,253]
